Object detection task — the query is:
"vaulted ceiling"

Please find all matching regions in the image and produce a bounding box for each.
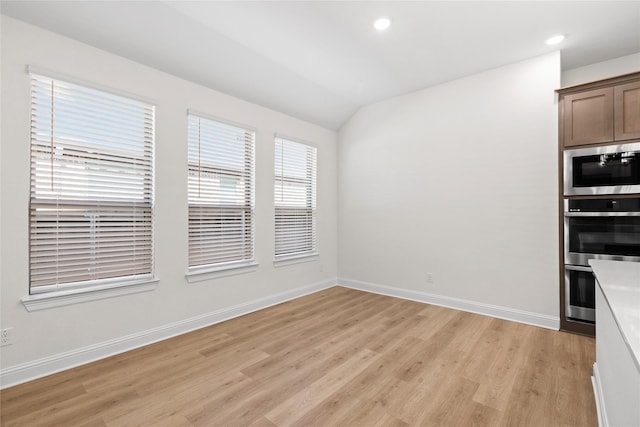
[2,1,639,130]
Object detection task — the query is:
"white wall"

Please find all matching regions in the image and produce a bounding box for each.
[0,16,337,382]
[562,52,640,87]
[338,52,561,322]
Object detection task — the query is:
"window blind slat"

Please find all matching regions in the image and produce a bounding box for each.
[274,137,317,258]
[29,72,155,293]
[187,115,255,269]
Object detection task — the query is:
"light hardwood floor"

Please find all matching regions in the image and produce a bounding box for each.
[0,287,597,426]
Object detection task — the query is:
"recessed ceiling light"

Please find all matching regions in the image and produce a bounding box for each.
[546,34,566,46]
[374,17,391,31]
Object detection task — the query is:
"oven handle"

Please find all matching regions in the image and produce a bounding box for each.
[564,264,593,273]
[565,265,593,272]
[564,212,640,217]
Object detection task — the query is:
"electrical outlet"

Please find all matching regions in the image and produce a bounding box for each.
[1,328,13,346]
[426,273,433,284]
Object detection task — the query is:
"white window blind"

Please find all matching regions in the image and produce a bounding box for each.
[29,72,155,294]
[188,114,255,269]
[274,137,317,259]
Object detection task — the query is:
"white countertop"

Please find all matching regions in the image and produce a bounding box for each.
[589,260,640,371]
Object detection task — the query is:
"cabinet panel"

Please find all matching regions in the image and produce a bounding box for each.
[563,88,614,147]
[595,286,640,427]
[615,81,640,141]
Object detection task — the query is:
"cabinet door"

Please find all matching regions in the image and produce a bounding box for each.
[563,88,614,147]
[614,80,640,141]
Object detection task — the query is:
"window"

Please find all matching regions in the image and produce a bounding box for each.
[187,113,255,273]
[274,136,317,260]
[29,71,155,295]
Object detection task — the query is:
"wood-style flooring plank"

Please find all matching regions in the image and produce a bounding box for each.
[470,321,533,411]
[0,287,597,426]
[264,348,380,426]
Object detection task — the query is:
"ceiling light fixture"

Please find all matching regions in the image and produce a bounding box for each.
[546,34,566,46]
[374,17,391,31]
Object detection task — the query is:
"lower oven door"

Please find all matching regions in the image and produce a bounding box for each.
[565,265,596,323]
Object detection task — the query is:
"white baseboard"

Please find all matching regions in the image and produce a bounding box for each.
[0,279,336,389]
[592,362,608,427]
[338,278,559,330]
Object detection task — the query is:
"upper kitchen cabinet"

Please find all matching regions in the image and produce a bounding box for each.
[559,72,640,148]
[562,88,613,147]
[615,80,640,141]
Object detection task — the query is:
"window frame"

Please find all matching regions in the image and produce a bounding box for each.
[274,135,318,265]
[185,111,257,282]
[24,67,157,309]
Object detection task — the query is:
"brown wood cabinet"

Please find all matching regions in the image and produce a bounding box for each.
[615,80,640,141]
[563,88,613,147]
[560,72,640,148]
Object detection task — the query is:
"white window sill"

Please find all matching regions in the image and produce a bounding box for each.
[22,277,159,312]
[273,253,318,268]
[186,261,259,283]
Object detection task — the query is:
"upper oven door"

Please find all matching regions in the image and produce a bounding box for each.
[564,142,640,196]
[564,197,640,265]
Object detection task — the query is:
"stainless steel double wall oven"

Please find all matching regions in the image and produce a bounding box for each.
[563,142,640,323]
